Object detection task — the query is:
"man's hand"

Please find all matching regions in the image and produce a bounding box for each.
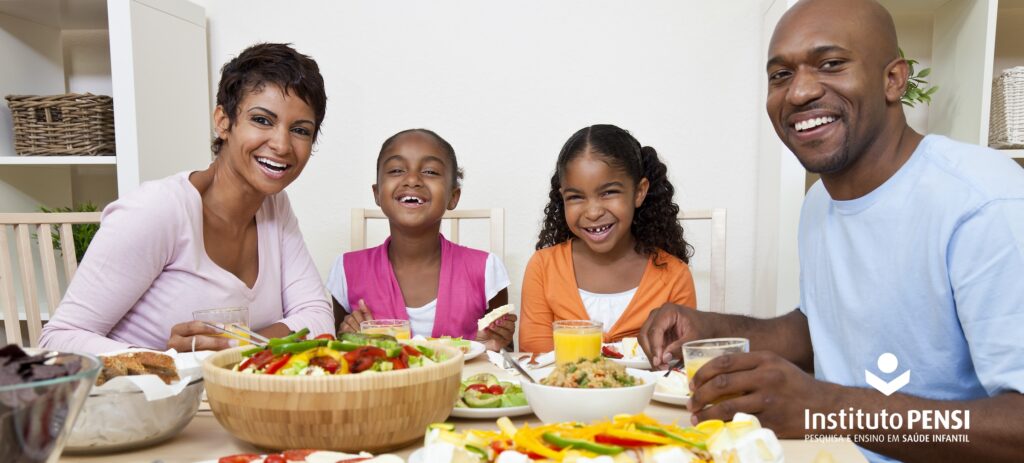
[638,303,715,369]
[688,350,833,437]
[339,299,374,334]
[167,320,232,351]
[477,314,517,351]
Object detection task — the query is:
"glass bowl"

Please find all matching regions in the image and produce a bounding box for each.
[0,350,100,463]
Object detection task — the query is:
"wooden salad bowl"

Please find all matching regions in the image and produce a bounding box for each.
[202,342,463,452]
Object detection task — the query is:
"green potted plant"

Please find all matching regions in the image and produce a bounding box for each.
[901,48,938,107]
[39,202,100,263]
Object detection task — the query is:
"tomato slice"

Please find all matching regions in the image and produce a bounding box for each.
[281,449,317,461]
[217,454,261,463]
[314,333,335,340]
[310,356,340,374]
[263,454,287,463]
[466,384,489,393]
[487,384,504,395]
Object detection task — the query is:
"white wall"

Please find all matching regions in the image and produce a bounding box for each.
[196,0,767,315]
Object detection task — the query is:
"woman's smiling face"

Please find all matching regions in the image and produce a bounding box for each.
[373,132,460,231]
[214,84,316,195]
[560,151,648,256]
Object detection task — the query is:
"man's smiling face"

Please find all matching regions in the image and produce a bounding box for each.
[765,0,897,175]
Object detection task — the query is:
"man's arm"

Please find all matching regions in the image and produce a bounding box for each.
[638,305,814,371]
[689,351,1024,463]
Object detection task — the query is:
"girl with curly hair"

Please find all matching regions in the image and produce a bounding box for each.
[519,124,697,353]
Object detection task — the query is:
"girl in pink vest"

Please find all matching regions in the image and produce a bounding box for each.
[327,129,515,351]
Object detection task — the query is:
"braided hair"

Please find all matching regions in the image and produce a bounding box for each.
[536,124,692,264]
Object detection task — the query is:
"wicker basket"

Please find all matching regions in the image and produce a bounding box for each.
[989,67,1024,149]
[202,342,463,453]
[5,93,115,156]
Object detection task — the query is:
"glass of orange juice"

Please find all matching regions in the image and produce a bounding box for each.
[682,338,749,392]
[193,307,251,345]
[360,319,412,340]
[552,320,603,365]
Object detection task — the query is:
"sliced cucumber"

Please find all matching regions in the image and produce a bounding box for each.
[465,373,499,387]
[463,389,502,408]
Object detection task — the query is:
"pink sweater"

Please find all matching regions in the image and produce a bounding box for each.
[39,172,334,354]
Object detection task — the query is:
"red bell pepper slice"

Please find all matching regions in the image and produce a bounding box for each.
[390,356,407,370]
[602,345,624,359]
[402,345,422,357]
[263,353,292,375]
[594,434,655,447]
[314,333,335,341]
[217,455,261,463]
[243,350,275,371]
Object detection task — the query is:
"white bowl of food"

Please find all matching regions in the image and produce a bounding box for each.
[64,350,204,454]
[520,358,657,423]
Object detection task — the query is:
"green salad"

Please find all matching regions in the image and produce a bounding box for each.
[455,373,528,409]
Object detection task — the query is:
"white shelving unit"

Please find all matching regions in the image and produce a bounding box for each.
[755,0,1024,315]
[0,0,212,213]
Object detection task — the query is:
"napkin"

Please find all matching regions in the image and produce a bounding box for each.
[92,348,213,401]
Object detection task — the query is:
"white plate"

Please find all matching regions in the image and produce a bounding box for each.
[603,342,652,369]
[463,341,486,361]
[652,390,690,406]
[450,403,532,419]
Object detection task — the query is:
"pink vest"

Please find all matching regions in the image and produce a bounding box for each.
[343,235,488,339]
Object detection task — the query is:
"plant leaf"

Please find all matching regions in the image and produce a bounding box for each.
[918,68,931,78]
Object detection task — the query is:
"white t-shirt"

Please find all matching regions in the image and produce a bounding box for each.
[579,287,638,333]
[326,253,510,337]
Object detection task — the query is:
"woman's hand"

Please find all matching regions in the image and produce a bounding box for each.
[338,299,374,334]
[477,313,517,351]
[167,321,233,351]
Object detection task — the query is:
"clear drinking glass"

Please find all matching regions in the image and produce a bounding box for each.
[552,320,603,365]
[682,337,750,391]
[193,307,251,345]
[360,319,412,340]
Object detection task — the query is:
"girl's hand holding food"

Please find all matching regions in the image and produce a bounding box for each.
[476,313,517,351]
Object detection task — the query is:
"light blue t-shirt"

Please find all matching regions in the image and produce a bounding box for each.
[799,135,1024,461]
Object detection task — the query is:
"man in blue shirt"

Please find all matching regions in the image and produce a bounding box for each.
[639,0,1024,461]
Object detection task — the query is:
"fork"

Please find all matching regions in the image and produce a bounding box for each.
[200,321,268,347]
[663,358,684,377]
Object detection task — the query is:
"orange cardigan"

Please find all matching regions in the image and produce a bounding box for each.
[518,241,697,353]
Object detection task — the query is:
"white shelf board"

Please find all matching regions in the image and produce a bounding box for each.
[1001,149,1024,159]
[0,0,108,29]
[0,156,115,165]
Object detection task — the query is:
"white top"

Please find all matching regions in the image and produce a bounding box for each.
[579,287,638,333]
[327,253,510,337]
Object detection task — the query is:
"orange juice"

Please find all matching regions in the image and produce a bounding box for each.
[362,327,411,340]
[685,357,711,383]
[218,323,251,346]
[360,319,412,340]
[552,320,603,365]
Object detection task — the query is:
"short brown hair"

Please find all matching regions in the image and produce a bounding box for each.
[211,43,327,154]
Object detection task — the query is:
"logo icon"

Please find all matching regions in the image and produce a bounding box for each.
[865,352,910,396]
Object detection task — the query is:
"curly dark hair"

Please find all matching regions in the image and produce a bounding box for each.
[536,124,692,264]
[211,43,327,155]
[377,128,465,189]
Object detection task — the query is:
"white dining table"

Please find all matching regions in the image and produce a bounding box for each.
[59,354,868,463]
